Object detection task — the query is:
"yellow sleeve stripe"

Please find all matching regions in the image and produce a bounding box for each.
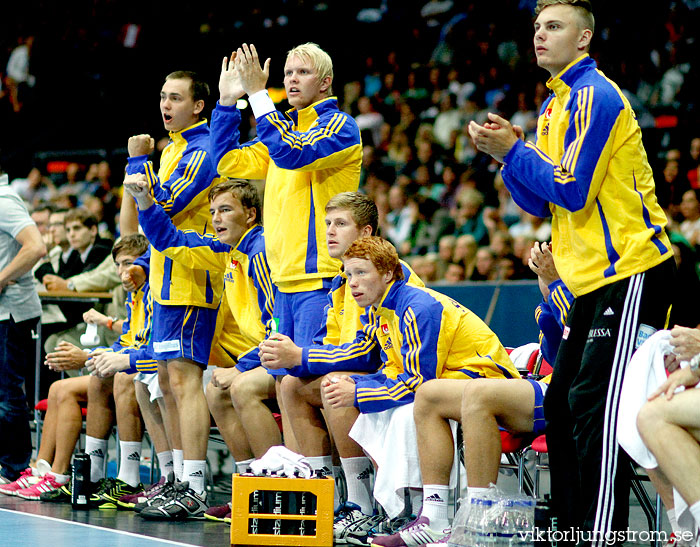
[562,86,593,175]
[307,322,377,361]
[402,308,424,391]
[145,163,158,195]
[357,384,412,402]
[171,150,205,196]
[554,171,576,185]
[252,253,275,317]
[524,142,556,165]
[307,336,376,362]
[551,286,570,324]
[168,150,206,206]
[267,113,346,152]
[356,381,411,397]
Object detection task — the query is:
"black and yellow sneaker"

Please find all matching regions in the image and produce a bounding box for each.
[90,478,144,509]
[39,481,72,503]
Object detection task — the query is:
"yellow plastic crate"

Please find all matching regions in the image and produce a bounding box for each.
[230,473,334,546]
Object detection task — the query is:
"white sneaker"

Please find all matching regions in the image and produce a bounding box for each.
[334,502,383,545]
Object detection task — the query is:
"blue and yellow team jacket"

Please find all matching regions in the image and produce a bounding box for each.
[534,279,574,367]
[102,280,157,374]
[289,279,518,413]
[127,120,223,308]
[501,55,672,297]
[138,204,275,369]
[210,98,362,293]
[312,260,424,349]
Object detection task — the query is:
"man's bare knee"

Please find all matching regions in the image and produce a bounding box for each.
[280,374,308,406]
[637,400,664,440]
[461,380,489,413]
[414,379,446,417]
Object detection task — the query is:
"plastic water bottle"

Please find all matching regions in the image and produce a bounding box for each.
[511,498,535,546]
[466,498,487,546]
[494,498,516,547]
[477,498,498,547]
[447,497,472,547]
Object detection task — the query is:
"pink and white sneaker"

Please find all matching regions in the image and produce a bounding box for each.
[16,475,65,501]
[0,468,41,496]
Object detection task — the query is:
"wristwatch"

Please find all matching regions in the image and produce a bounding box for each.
[66,280,76,291]
[690,354,700,374]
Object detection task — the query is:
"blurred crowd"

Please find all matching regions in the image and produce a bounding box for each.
[3,0,700,286]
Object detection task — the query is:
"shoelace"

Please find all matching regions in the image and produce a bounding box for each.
[336,509,362,526]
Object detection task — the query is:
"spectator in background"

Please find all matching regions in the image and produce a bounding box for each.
[432,93,462,150]
[658,158,690,218]
[471,246,497,281]
[687,136,700,188]
[11,167,56,207]
[355,96,384,147]
[679,188,700,247]
[443,262,466,283]
[489,229,514,259]
[83,195,113,240]
[453,187,489,245]
[408,195,455,255]
[0,164,47,482]
[385,129,412,174]
[435,234,456,279]
[30,203,52,243]
[508,209,552,242]
[510,90,538,142]
[453,234,478,278]
[5,35,35,113]
[382,184,415,253]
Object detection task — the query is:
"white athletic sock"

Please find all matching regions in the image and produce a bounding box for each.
[35,459,51,477]
[341,456,374,515]
[668,508,678,534]
[117,440,142,487]
[48,471,70,485]
[172,449,184,481]
[85,436,108,483]
[157,450,174,478]
[236,458,254,475]
[306,456,336,506]
[183,459,207,494]
[467,486,489,502]
[422,484,450,530]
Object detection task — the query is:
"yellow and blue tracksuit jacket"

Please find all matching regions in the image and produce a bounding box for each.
[501,55,672,297]
[535,279,574,366]
[127,120,223,308]
[138,204,275,369]
[291,279,518,413]
[99,280,157,374]
[210,97,362,293]
[312,260,425,349]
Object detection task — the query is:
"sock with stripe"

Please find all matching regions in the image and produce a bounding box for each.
[307,455,336,505]
[157,450,174,478]
[183,460,207,495]
[421,484,450,531]
[172,449,184,481]
[341,456,374,515]
[117,440,142,487]
[85,436,108,483]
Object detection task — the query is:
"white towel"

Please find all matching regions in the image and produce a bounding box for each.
[249,445,314,479]
[349,403,462,518]
[617,329,673,468]
[617,329,700,538]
